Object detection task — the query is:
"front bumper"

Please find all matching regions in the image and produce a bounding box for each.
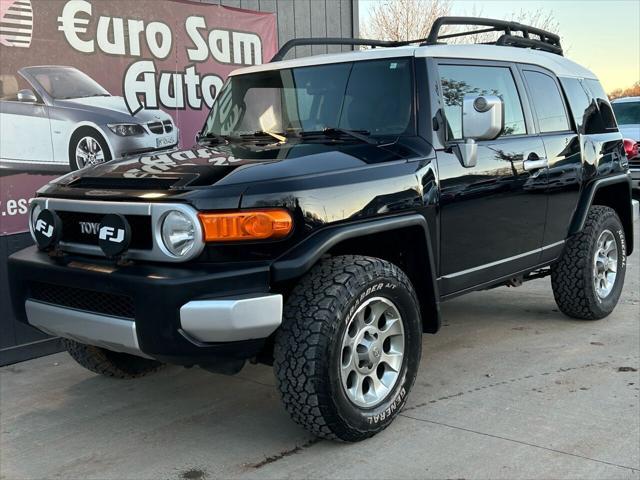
[104,127,179,158]
[9,247,281,364]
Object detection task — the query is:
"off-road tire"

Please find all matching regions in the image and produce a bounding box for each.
[274,255,422,441]
[64,339,163,379]
[551,205,627,320]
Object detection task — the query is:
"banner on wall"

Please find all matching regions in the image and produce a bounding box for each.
[0,0,277,235]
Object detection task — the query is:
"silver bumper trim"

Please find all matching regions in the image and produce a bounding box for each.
[25,300,151,358]
[180,294,283,343]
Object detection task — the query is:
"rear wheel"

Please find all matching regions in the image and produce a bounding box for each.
[551,205,627,319]
[64,339,163,379]
[274,255,422,441]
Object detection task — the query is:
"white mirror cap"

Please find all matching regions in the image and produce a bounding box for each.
[462,94,503,140]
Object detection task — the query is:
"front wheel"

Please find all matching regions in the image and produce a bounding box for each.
[69,129,112,170]
[274,255,422,441]
[551,205,627,320]
[64,339,163,379]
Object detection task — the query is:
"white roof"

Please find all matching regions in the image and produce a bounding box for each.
[232,43,597,80]
[611,96,640,103]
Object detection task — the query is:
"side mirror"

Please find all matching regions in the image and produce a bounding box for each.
[195,131,201,143]
[453,94,504,168]
[17,89,38,103]
[462,94,503,140]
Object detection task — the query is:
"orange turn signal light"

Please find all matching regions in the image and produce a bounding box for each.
[198,209,293,242]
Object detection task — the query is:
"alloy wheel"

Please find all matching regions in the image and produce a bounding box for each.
[593,229,618,299]
[75,136,105,168]
[340,297,405,408]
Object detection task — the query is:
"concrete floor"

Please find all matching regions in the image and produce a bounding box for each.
[1,223,639,480]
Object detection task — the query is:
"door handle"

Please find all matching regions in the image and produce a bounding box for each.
[523,157,548,171]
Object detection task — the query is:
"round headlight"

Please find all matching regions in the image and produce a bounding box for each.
[161,210,196,257]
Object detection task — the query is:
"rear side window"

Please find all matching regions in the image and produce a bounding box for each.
[584,79,618,131]
[438,64,526,139]
[523,71,570,133]
[559,77,591,133]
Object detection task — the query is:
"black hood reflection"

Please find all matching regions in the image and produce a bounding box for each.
[56,140,418,190]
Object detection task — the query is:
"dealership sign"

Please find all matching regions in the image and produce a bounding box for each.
[56,0,266,114]
[0,0,277,235]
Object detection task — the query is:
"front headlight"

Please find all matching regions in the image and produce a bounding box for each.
[107,123,145,136]
[161,210,196,257]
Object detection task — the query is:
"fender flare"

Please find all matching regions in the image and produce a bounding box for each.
[271,214,441,332]
[568,173,634,254]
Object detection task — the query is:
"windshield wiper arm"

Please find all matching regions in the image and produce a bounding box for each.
[200,132,231,144]
[300,127,378,145]
[239,130,288,143]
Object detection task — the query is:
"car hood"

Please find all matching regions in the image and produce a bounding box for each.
[41,140,424,203]
[619,124,640,142]
[54,96,171,123]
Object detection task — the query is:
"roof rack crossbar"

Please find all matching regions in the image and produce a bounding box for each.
[270,37,427,62]
[424,16,563,56]
[436,26,501,40]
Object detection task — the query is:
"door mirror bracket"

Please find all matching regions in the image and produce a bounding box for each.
[453,139,478,168]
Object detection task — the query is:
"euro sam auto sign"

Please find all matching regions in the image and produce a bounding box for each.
[0,0,277,236]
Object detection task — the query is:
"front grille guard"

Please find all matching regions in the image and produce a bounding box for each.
[29,198,204,263]
[30,281,136,318]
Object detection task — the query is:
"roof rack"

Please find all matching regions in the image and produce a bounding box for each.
[270,37,428,62]
[424,17,563,55]
[269,16,563,63]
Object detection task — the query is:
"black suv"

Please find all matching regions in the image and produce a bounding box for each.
[9,18,635,441]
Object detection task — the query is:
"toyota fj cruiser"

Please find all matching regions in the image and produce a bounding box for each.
[9,18,635,441]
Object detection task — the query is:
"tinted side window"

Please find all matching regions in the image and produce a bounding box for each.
[439,65,526,139]
[584,79,618,130]
[559,77,591,133]
[523,71,570,133]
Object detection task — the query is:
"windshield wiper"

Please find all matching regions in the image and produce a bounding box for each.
[199,132,231,144]
[239,130,288,143]
[299,127,378,145]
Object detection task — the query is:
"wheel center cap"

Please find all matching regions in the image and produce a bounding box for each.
[355,328,382,373]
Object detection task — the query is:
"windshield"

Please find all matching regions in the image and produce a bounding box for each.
[202,58,414,139]
[612,101,640,125]
[29,67,109,100]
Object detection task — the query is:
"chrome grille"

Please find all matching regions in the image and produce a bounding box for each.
[30,198,204,263]
[147,120,173,134]
[147,121,163,134]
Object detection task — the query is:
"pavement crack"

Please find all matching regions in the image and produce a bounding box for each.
[250,438,321,469]
[403,357,640,411]
[399,413,640,473]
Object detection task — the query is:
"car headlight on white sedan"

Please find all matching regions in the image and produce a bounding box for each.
[107,123,145,136]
